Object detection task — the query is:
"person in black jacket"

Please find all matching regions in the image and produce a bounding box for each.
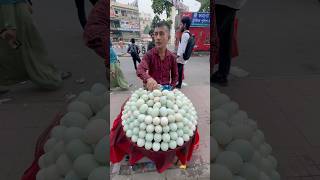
[147,29,155,51]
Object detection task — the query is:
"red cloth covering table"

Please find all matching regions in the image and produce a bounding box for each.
[21,112,64,180]
[110,104,200,173]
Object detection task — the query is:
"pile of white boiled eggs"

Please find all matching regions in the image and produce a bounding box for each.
[121,88,198,152]
[211,87,281,180]
[36,83,108,180]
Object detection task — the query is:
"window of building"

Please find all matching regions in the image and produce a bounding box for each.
[121,10,126,16]
[115,9,120,15]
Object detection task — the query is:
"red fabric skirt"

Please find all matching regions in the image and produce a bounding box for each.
[21,113,64,180]
[110,105,200,173]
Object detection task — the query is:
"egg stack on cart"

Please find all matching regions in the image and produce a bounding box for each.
[110,87,200,173]
[21,83,108,180]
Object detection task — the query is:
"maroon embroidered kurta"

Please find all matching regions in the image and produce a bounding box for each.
[137,48,178,87]
[83,0,108,66]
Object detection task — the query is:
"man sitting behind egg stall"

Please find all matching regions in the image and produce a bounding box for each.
[137,21,178,91]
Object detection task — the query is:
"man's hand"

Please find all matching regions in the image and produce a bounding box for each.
[146,78,158,91]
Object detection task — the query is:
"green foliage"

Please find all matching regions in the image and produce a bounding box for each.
[198,0,210,12]
[143,25,151,34]
[151,15,161,29]
[151,0,173,18]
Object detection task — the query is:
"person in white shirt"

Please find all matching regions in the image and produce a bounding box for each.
[176,16,192,89]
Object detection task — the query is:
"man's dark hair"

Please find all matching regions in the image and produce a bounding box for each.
[149,29,154,36]
[181,16,191,30]
[155,21,171,33]
[131,38,135,43]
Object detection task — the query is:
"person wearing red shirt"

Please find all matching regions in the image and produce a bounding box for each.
[137,21,178,91]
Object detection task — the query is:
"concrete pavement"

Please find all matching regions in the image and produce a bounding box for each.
[214,0,320,179]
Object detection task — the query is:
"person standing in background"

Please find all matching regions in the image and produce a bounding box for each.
[75,0,98,29]
[127,38,141,70]
[118,37,125,54]
[211,0,247,86]
[147,29,155,51]
[110,40,130,90]
[176,16,192,89]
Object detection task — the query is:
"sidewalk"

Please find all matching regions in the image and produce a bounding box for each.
[215,75,320,179]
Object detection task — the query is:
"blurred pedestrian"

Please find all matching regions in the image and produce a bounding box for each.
[75,0,98,29]
[110,40,130,90]
[127,38,141,70]
[147,29,155,51]
[118,37,124,53]
[211,0,247,86]
[0,0,71,94]
[176,16,192,89]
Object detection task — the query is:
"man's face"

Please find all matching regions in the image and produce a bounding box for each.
[179,22,185,32]
[154,26,170,49]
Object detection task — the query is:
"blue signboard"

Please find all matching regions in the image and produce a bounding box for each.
[191,12,210,27]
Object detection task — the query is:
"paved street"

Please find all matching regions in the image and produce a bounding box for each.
[214,0,320,179]
[110,56,210,179]
[0,1,105,179]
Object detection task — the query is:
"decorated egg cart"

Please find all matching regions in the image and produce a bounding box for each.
[21,83,108,180]
[110,87,200,173]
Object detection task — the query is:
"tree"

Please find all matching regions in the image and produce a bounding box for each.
[198,0,210,12]
[143,25,151,34]
[151,0,174,31]
[151,0,173,18]
[151,15,161,29]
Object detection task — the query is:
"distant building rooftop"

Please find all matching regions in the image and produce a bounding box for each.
[111,1,139,11]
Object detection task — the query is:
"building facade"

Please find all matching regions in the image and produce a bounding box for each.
[139,12,153,42]
[139,12,152,35]
[110,0,141,42]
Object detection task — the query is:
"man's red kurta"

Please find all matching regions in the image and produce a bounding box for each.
[137,48,178,88]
